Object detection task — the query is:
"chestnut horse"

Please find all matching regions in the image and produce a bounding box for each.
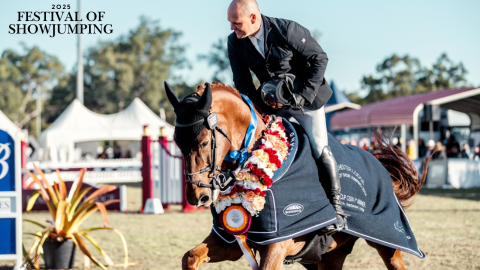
[165,82,426,270]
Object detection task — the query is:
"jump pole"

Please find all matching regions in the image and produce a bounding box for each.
[140,125,153,213]
[159,130,170,210]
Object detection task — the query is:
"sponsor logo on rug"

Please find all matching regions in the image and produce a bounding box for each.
[283,203,304,216]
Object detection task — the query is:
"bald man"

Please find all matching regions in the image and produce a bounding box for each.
[227,0,347,231]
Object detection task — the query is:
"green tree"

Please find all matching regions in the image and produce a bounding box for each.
[0,45,65,133]
[360,53,470,104]
[361,75,387,104]
[343,91,366,106]
[198,38,231,83]
[45,73,75,124]
[416,53,469,92]
[81,17,192,120]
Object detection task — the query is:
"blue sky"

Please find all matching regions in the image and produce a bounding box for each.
[1,0,479,95]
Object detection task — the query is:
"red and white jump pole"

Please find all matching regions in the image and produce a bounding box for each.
[142,125,197,213]
[140,125,153,213]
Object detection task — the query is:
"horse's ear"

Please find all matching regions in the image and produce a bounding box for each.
[195,83,212,113]
[164,81,180,109]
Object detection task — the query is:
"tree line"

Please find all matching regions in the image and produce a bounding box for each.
[0,19,473,136]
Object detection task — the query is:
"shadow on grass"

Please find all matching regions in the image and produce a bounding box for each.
[419,187,480,201]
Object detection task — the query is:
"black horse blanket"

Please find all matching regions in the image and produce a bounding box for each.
[211,119,424,258]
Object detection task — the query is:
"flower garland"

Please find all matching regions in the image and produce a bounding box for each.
[214,115,291,216]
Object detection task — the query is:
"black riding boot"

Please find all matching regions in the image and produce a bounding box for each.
[316,146,348,231]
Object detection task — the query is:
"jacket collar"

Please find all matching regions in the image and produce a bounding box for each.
[242,14,275,61]
[262,14,275,60]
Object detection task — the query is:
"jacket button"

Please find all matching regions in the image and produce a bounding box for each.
[265,64,270,68]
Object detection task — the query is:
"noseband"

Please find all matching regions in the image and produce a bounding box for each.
[176,94,258,191]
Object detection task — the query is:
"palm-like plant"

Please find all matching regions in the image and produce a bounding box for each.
[24,165,128,269]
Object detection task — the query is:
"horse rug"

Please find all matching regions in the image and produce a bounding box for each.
[211,119,425,258]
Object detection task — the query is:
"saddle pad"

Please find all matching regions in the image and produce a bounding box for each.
[211,120,424,258]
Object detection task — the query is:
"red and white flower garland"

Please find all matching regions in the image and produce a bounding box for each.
[214,116,291,216]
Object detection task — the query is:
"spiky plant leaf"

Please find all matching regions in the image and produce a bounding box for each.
[26,191,40,212]
[72,233,108,270]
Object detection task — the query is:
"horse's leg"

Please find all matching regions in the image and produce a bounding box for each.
[182,232,243,270]
[317,233,358,270]
[256,239,302,270]
[366,241,405,270]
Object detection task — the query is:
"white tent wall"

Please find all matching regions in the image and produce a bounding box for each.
[40,98,174,162]
[115,140,140,158]
[75,141,100,160]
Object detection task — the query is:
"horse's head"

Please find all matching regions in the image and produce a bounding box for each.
[165,82,257,207]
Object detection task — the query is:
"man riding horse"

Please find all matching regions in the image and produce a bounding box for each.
[227,0,348,230]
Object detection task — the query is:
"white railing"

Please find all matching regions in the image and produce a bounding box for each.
[24,158,143,186]
[26,158,142,171]
[152,140,184,205]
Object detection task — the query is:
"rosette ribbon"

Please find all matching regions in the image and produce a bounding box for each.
[220,205,258,270]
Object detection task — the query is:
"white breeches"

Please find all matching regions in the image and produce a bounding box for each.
[277,106,328,159]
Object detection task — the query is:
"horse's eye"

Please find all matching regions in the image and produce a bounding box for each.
[199,141,209,149]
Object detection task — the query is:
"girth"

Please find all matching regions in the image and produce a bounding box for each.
[283,232,334,265]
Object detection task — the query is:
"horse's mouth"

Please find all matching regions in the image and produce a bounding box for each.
[193,189,219,207]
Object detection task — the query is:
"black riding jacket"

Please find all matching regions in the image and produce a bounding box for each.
[228,14,332,113]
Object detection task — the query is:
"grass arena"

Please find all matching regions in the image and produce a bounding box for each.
[11,186,479,270]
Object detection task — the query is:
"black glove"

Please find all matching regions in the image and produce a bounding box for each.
[289,93,306,110]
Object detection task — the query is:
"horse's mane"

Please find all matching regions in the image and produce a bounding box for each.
[196,82,241,97]
[197,82,265,115]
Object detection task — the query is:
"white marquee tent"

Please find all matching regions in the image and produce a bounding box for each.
[40,98,174,161]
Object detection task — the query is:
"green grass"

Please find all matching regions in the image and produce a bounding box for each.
[4,187,479,269]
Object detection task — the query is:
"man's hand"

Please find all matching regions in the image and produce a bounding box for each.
[265,92,284,109]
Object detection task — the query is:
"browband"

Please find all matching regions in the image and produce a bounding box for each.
[174,118,204,128]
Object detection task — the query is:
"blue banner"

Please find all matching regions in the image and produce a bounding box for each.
[0,130,15,192]
[0,218,15,254]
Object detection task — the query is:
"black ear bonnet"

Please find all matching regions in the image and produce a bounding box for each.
[164,82,214,156]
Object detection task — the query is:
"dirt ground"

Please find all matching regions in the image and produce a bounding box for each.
[4,187,479,270]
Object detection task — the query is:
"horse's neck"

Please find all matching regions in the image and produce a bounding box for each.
[217,92,266,152]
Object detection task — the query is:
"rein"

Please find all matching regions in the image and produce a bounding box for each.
[177,94,260,191]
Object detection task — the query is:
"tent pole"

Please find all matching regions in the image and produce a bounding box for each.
[36,85,41,138]
[76,0,84,104]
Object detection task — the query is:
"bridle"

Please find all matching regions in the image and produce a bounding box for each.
[176,111,233,190]
[176,94,258,191]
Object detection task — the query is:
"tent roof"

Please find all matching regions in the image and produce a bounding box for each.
[40,98,174,148]
[325,81,352,106]
[110,98,173,140]
[330,88,478,131]
[0,109,20,136]
[324,81,361,113]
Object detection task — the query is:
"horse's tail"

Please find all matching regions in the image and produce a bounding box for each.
[371,128,429,209]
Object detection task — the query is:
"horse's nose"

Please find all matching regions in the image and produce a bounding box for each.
[199,194,210,206]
